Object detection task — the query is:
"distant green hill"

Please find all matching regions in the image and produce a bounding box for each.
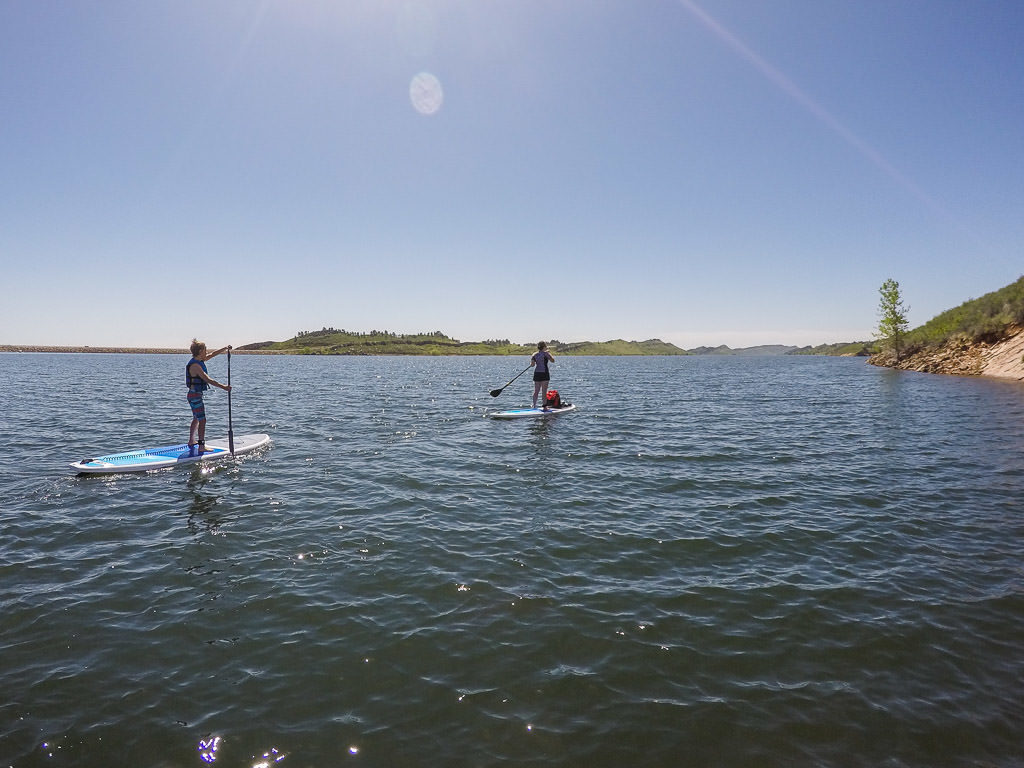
[687,344,798,356]
[903,275,1024,351]
[554,338,688,355]
[240,329,688,356]
[241,329,528,355]
[788,341,874,356]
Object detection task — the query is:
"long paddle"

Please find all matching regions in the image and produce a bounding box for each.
[490,364,531,397]
[227,347,235,454]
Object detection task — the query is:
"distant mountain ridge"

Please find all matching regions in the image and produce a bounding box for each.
[687,344,799,356]
[239,330,690,356]
[1,335,872,357]
[789,341,874,357]
[236,330,875,357]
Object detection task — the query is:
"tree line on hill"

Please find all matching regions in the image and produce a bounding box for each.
[295,328,449,339]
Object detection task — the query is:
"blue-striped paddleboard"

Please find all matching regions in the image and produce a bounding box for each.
[489,403,577,420]
[70,433,271,475]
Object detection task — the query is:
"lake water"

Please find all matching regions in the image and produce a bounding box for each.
[2,353,1022,767]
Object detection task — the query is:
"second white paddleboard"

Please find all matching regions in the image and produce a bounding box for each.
[489,404,577,420]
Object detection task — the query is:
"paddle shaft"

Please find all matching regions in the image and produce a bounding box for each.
[227,349,234,454]
[490,364,532,397]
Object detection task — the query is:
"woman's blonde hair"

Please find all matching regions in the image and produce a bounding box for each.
[190,339,207,357]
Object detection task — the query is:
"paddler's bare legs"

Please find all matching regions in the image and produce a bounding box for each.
[532,380,549,409]
[188,416,208,453]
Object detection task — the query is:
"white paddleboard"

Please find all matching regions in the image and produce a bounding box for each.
[489,403,577,420]
[71,433,271,475]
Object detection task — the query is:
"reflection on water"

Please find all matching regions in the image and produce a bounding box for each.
[186,467,230,535]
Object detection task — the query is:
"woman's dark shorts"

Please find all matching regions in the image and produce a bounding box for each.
[533,371,550,382]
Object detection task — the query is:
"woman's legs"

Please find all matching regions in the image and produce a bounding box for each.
[533,378,551,408]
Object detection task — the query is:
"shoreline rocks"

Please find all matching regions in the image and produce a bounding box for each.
[868,326,1024,381]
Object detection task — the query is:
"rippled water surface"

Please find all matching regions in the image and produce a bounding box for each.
[2,353,1023,767]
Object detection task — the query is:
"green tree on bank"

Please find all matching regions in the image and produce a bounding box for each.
[875,278,910,361]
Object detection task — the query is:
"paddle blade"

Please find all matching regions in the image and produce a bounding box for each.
[489,389,502,397]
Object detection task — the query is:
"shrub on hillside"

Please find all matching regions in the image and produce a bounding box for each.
[906,275,1024,349]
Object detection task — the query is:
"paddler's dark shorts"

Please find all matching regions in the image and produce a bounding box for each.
[187,392,206,421]
[533,371,550,382]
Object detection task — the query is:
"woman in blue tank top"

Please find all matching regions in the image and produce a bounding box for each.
[186,339,232,454]
[530,341,555,409]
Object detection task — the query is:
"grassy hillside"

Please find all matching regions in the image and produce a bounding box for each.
[904,275,1024,351]
[788,341,875,356]
[688,344,798,356]
[242,329,529,355]
[240,330,688,356]
[554,338,688,355]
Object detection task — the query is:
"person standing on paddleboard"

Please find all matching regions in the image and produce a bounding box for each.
[186,339,231,454]
[530,341,555,409]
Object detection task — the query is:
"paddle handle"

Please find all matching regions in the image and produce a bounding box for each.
[227,348,234,454]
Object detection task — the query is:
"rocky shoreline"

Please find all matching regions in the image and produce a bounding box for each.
[868,326,1024,381]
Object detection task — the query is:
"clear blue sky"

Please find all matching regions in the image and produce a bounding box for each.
[3,0,1021,348]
